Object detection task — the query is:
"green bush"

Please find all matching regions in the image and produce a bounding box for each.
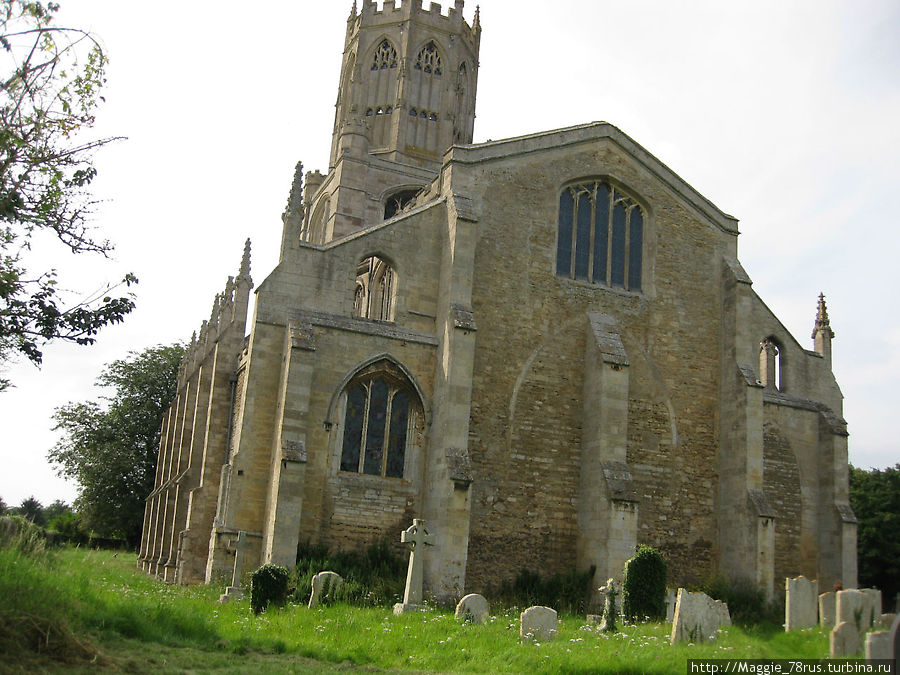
[622,545,667,622]
[701,575,782,627]
[495,565,596,616]
[292,539,405,607]
[250,564,289,615]
[0,515,49,558]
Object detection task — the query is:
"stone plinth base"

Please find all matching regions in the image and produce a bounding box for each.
[218,586,244,604]
[393,603,422,615]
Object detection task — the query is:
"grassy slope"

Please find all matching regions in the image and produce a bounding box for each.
[0,548,833,674]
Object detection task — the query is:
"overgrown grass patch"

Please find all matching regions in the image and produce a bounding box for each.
[0,546,833,673]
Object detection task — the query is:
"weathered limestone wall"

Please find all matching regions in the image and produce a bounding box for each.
[443,126,737,591]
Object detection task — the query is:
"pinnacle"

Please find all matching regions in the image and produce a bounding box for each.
[812,292,834,339]
[238,238,252,282]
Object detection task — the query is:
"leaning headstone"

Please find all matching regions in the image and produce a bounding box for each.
[670,589,731,644]
[455,593,489,624]
[785,576,818,631]
[830,621,861,657]
[818,591,836,627]
[865,632,891,660]
[666,588,677,623]
[308,571,343,609]
[393,519,434,615]
[521,606,558,641]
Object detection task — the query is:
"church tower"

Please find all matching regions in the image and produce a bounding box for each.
[299,0,481,244]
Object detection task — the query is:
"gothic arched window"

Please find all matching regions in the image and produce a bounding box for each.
[556,180,644,291]
[354,255,396,321]
[383,188,420,220]
[339,361,419,479]
[414,42,442,76]
[372,39,398,70]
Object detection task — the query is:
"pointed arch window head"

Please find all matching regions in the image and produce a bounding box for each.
[414,42,442,76]
[383,188,420,220]
[340,361,420,479]
[372,39,398,70]
[555,180,644,292]
[354,255,396,322]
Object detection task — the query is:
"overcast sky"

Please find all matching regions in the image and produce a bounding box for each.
[1,0,897,507]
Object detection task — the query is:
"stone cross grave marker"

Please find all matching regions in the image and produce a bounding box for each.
[393,518,433,615]
[218,530,248,603]
[598,578,619,632]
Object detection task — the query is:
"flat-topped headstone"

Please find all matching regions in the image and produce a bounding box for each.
[836,590,866,631]
[521,606,558,641]
[393,518,434,615]
[860,588,882,630]
[785,576,818,631]
[455,593,489,624]
[865,631,891,660]
[308,571,343,609]
[818,591,836,627]
[830,621,861,657]
[670,589,731,644]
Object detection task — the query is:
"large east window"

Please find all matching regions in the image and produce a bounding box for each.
[556,181,643,291]
[340,363,417,479]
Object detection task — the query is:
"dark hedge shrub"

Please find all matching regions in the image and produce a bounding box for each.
[250,564,289,615]
[622,545,667,622]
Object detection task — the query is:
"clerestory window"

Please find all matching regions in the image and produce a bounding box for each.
[340,363,418,479]
[414,42,442,76]
[354,255,395,321]
[556,181,644,291]
[372,39,398,70]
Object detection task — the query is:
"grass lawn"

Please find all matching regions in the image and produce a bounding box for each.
[0,547,834,673]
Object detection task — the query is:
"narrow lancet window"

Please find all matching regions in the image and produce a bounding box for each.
[354,255,396,321]
[555,180,644,292]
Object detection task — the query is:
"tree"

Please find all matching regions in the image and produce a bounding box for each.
[42,497,69,521]
[17,495,44,525]
[849,464,900,611]
[0,0,135,390]
[0,496,7,515]
[48,343,183,546]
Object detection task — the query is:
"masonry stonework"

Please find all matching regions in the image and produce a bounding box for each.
[138,0,856,602]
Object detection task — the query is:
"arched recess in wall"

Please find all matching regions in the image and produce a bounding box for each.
[407,40,443,153]
[759,336,785,392]
[328,356,427,481]
[365,37,399,149]
[382,186,421,220]
[555,178,646,293]
[762,420,805,580]
[354,254,397,321]
[307,197,330,245]
[454,62,472,144]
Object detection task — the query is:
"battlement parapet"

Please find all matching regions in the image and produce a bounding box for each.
[351,0,476,39]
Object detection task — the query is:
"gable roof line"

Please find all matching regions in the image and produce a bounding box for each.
[443,121,740,235]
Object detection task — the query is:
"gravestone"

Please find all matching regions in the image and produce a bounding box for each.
[836,590,866,632]
[891,614,899,665]
[218,530,247,603]
[455,593,489,624]
[818,591,836,627]
[393,518,433,615]
[877,613,896,630]
[670,588,731,644]
[666,588,677,623]
[830,621,861,656]
[308,571,343,609]
[860,588,882,630]
[785,576,818,631]
[865,632,891,660]
[520,606,558,641]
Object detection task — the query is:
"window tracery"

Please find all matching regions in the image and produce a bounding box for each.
[383,188,420,220]
[414,42,442,76]
[372,39,398,71]
[354,255,396,321]
[339,361,419,479]
[556,180,644,291]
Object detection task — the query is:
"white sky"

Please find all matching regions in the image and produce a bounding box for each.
[0,0,897,507]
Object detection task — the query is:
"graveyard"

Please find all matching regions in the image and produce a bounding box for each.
[6,518,897,673]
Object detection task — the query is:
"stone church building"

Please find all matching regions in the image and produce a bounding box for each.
[138,0,856,602]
